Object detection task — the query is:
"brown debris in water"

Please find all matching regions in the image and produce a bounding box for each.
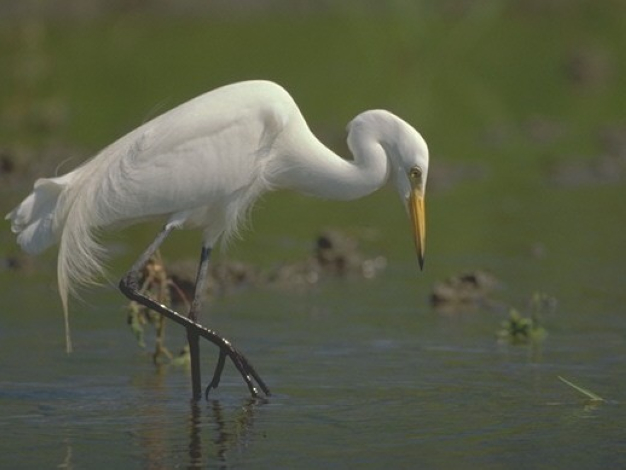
[129,229,386,362]
[430,270,500,313]
[265,230,386,288]
[159,229,386,302]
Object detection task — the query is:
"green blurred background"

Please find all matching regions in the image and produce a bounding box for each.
[2,0,625,301]
[2,2,626,467]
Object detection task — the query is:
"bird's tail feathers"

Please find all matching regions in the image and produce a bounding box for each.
[56,181,110,353]
[6,176,69,255]
[4,170,107,353]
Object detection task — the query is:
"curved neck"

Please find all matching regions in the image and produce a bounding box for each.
[270,114,390,201]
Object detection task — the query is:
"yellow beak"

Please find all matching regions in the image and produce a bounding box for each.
[408,188,426,269]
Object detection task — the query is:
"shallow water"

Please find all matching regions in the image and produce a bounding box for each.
[1,248,625,468]
[2,181,626,468]
[2,141,625,469]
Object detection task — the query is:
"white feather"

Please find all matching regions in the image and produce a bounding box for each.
[6,80,429,353]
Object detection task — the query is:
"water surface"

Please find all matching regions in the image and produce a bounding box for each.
[1,233,624,468]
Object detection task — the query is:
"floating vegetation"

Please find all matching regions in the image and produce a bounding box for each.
[497,292,555,345]
[558,376,605,404]
[497,308,547,345]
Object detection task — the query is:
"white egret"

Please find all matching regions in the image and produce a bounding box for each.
[6,80,429,400]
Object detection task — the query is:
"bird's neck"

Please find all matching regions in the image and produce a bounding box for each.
[270,116,390,201]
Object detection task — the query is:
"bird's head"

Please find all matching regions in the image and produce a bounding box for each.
[386,118,429,270]
[348,109,428,269]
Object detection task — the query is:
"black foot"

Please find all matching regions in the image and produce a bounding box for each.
[205,349,227,399]
[204,342,271,399]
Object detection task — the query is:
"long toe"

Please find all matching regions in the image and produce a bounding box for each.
[204,381,218,400]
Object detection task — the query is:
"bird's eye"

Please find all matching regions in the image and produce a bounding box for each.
[409,167,422,180]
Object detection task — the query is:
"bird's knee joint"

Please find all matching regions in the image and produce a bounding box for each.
[119,273,139,297]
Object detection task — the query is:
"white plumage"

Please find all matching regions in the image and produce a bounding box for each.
[7,80,428,363]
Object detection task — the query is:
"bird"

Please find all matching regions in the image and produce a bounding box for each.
[6,80,429,400]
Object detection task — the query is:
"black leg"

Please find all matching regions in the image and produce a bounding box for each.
[187,245,211,401]
[118,224,270,399]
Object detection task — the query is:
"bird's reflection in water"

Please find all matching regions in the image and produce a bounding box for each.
[131,368,265,468]
[188,397,264,468]
[188,401,203,466]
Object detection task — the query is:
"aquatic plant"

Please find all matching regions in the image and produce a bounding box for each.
[558,376,605,404]
[497,308,547,345]
[497,292,554,345]
[127,250,191,365]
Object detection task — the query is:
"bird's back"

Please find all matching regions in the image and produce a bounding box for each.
[90,80,297,233]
